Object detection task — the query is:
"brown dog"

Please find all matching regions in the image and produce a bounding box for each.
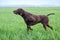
[13,8,55,31]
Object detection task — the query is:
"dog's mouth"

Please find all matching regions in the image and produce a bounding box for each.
[13,10,23,16]
[13,11,18,15]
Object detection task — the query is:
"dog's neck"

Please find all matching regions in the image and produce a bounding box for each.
[20,11,27,19]
[20,11,32,20]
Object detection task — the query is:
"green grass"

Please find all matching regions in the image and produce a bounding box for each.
[0,7,60,40]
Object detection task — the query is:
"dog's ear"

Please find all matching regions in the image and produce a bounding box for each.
[20,8,23,10]
[17,8,23,11]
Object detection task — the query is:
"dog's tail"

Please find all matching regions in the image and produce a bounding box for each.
[47,13,55,16]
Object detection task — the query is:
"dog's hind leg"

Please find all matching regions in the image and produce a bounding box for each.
[42,24,47,31]
[47,24,53,30]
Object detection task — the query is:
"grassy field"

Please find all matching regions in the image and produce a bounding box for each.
[0,7,60,40]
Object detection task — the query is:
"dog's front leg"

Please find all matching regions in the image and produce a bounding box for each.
[27,25,33,31]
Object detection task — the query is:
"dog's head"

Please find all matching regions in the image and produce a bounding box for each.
[13,8,24,16]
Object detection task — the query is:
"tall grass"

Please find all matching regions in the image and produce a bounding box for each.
[0,7,60,40]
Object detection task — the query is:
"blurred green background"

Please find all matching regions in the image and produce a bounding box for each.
[0,7,60,40]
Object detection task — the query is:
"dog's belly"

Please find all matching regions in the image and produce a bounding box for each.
[26,20,40,26]
[25,15,41,26]
[31,22,40,25]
